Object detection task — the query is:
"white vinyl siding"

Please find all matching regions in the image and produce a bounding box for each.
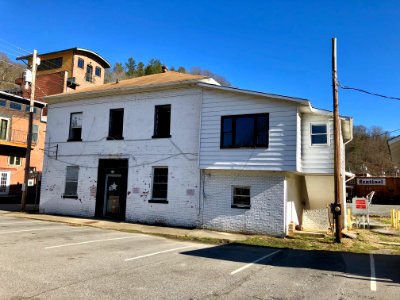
[301,114,334,173]
[199,89,298,171]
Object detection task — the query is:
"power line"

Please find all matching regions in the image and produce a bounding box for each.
[339,83,400,101]
[0,38,31,54]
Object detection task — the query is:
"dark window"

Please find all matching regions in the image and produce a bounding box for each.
[95,66,101,77]
[221,113,269,148]
[153,105,171,138]
[37,57,63,71]
[10,102,22,110]
[232,186,250,208]
[0,118,9,140]
[8,155,21,166]
[64,166,79,197]
[86,65,93,82]
[151,167,168,200]
[108,109,124,140]
[77,58,84,69]
[311,124,328,145]
[68,112,82,141]
[0,99,6,106]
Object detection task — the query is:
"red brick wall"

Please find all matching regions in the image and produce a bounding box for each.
[22,72,65,100]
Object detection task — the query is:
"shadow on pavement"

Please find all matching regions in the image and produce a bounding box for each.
[181,243,400,285]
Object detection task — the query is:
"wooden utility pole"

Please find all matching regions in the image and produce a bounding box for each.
[21,49,38,212]
[332,38,342,242]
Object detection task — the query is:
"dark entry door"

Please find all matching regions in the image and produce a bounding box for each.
[95,159,128,221]
[104,174,122,218]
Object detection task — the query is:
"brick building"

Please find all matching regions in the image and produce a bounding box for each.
[0,91,46,203]
[16,48,111,99]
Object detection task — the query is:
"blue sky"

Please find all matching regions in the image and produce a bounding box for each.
[1,0,399,133]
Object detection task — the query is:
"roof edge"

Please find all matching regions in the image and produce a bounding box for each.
[43,79,204,104]
[17,47,111,68]
[0,91,46,107]
[198,82,310,105]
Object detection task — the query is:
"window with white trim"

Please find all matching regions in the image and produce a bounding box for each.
[311,124,328,145]
[0,171,10,194]
[64,166,79,198]
[0,117,9,141]
[8,155,21,166]
[232,186,251,209]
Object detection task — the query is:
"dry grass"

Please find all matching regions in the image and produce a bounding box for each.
[239,218,400,255]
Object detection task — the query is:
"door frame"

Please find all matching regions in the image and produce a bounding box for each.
[95,159,128,221]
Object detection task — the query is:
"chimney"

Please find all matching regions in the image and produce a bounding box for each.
[162,65,168,73]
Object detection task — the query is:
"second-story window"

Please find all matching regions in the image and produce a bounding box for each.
[68,112,82,141]
[37,57,63,71]
[0,118,9,140]
[153,105,171,138]
[32,124,39,143]
[311,124,328,145]
[221,113,269,148]
[95,66,101,77]
[108,109,124,140]
[86,65,93,82]
[77,58,84,69]
[8,155,21,166]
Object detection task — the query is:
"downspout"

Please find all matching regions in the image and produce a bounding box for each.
[197,86,204,226]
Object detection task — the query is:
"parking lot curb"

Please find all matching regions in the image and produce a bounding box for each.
[0,211,248,244]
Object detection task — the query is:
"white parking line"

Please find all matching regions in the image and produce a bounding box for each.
[370,254,377,291]
[230,250,281,275]
[0,226,78,235]
[125,245,194,261]
[45,236,144,249]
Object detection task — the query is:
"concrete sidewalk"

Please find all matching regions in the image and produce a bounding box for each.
[0,210,248,243]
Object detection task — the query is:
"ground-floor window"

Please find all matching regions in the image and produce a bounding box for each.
[63,166,79,198]
[0,171,10,194]
[151,167,168,201]
[232,186,251,209]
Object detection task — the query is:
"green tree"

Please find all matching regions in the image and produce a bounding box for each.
[136,62,145,77]
[144,59,163,75]
[125,57,137,78]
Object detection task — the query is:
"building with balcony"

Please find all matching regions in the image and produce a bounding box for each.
[16,48,111,99]
[0,91,46,202]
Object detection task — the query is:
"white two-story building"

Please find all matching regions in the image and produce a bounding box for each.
[39,71,352,236]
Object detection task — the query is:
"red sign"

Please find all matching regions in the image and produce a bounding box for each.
[355,199,367,209]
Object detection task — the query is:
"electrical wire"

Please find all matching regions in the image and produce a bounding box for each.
[0,38,31,54]
[339,82,400,101]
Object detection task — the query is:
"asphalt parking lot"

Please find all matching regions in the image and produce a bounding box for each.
[0,215,399,299]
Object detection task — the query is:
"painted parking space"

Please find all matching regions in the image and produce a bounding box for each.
[0,216,398,299]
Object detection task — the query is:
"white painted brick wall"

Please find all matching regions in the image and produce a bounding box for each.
[40,88,202,227]
[201,170,286,236]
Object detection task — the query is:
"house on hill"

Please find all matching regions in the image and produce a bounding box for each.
[16,48,111,99]
[0,91,46,202]
[39,71,352,236]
